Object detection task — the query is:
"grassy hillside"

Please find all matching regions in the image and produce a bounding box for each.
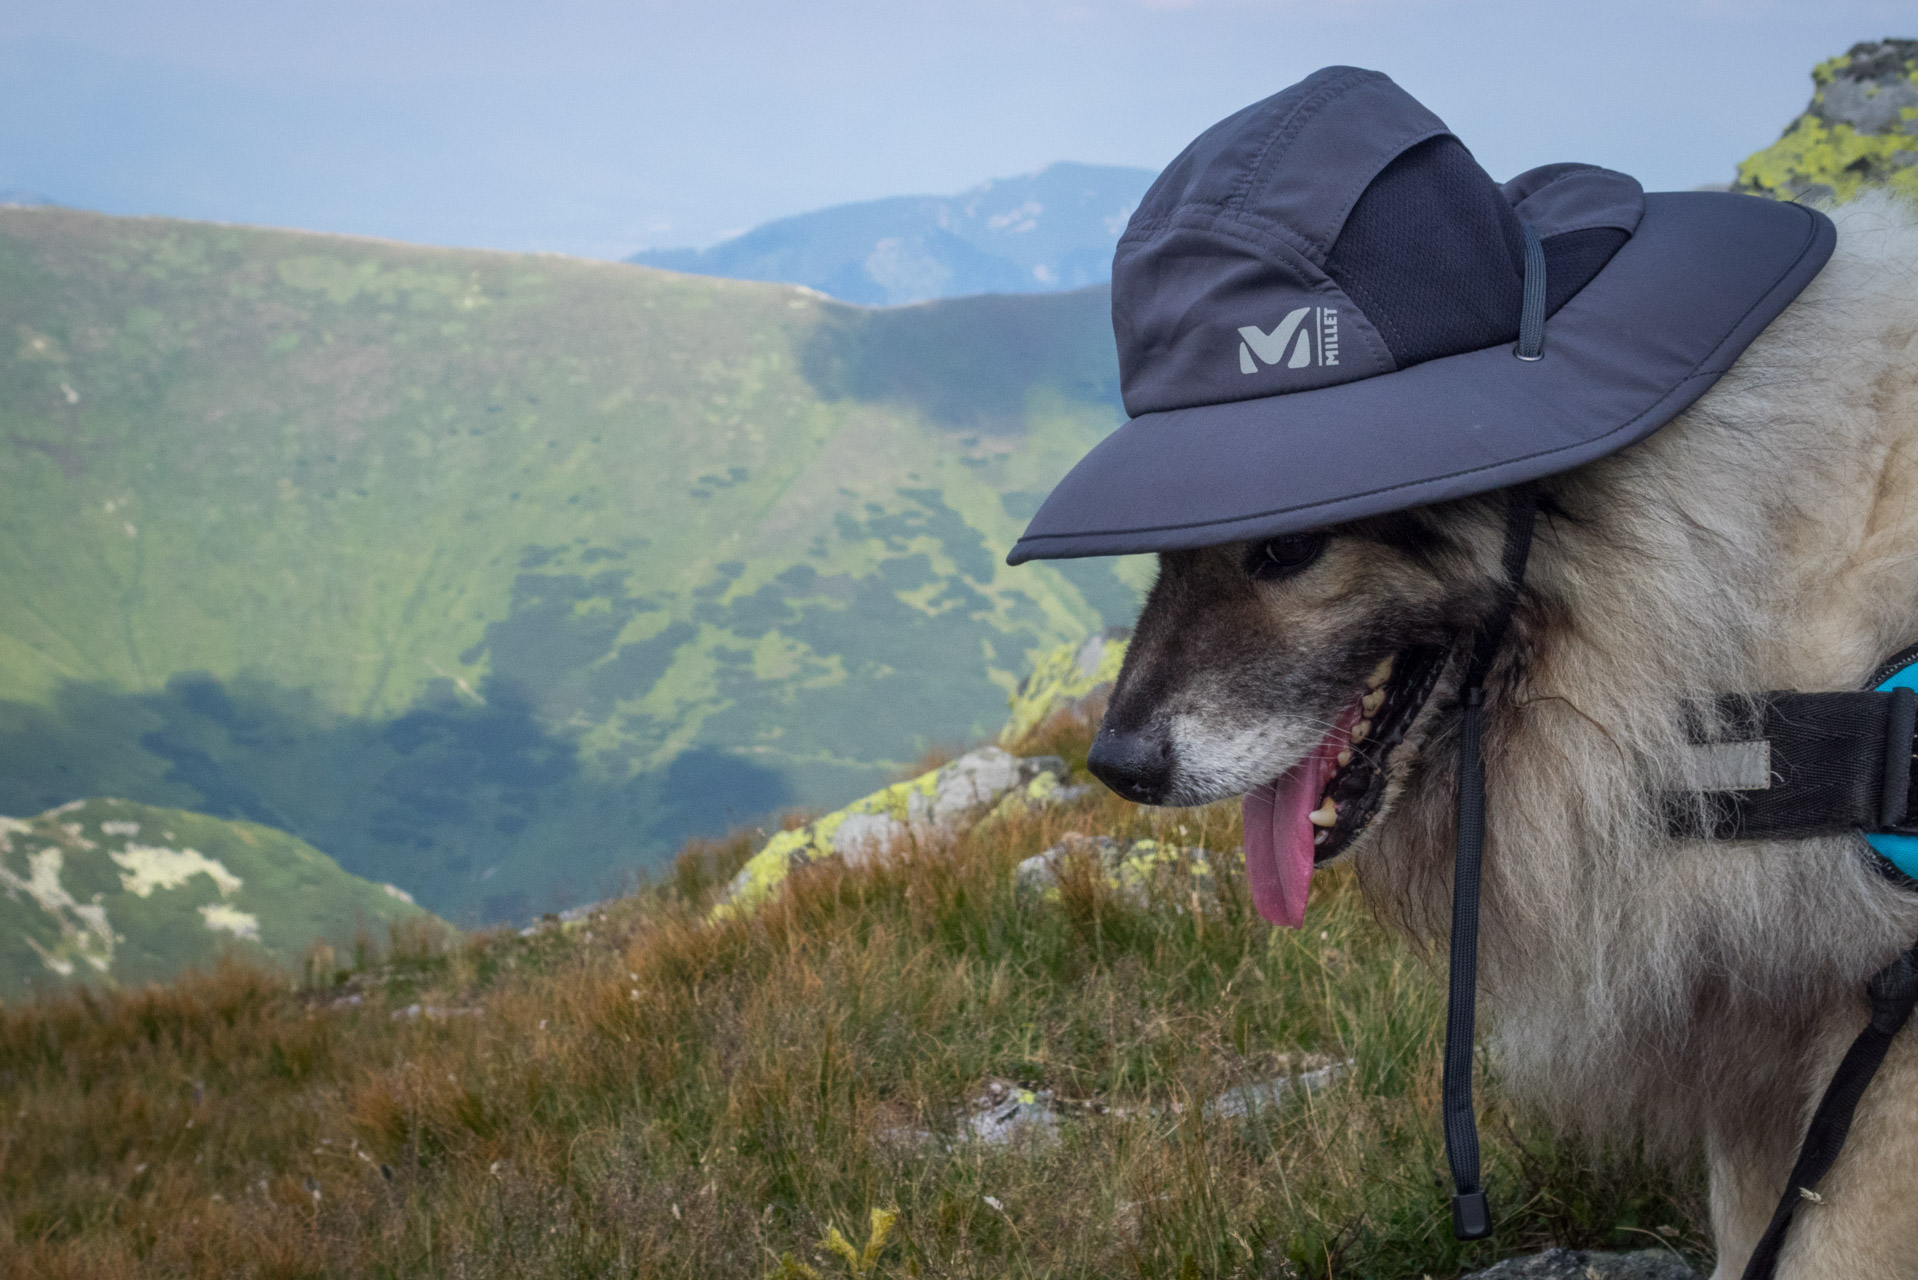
[0,711,1707,1278]
[0,206,1143,922]
[0,796,433,1000]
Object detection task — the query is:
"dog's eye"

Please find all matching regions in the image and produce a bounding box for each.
[1248,532,1327,581]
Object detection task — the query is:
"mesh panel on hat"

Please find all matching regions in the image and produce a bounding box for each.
[1540,226,1630,314]
[1325,137,1632,369]
[1324,136,1527,368]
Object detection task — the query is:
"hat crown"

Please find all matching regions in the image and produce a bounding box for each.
[1113,68,1644,419]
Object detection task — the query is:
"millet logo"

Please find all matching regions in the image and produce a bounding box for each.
[1239,306,1339,374]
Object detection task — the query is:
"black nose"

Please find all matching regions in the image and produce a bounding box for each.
[1087,728,1174,804]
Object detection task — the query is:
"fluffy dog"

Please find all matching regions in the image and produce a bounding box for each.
[1085,193,1918,1280]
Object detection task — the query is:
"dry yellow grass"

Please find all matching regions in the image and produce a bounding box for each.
[0,715,1707,1278]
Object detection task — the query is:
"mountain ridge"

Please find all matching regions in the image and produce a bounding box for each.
[628,161,1154,305]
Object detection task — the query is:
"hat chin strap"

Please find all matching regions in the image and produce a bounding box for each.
[1442,482,1538,1242]
[1442,222,1551,1240]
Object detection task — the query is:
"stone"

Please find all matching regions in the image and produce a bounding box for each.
[961,1082,1060,1147]
[1204,1059,1347,1119]
[1001,628,1129,745]
[1460,1246,1700,1280]
[828,810,912,868]
[713,747,1072,917]
[1737,40,1918,204]
[1016,833,1220,909]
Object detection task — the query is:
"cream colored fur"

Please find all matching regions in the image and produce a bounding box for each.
[1358,193,1918,1279]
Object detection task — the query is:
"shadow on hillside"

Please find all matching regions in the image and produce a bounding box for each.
[0,673,794,927]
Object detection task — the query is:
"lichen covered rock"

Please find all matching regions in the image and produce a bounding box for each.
[1016,833,1220,909]
[1737,39,1918,204]
[1001,629,1128,745]
[714,747,1070,918]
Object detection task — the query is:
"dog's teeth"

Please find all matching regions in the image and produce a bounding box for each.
[1351,719,1371,744]
[1314,830,1328,846]
[1309,799,1338,828]
[1361,689,1385,715]
[1367,657,1394,690]
[1337,749,1352,767]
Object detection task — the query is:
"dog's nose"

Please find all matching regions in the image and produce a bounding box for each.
[1087,729,1174,804]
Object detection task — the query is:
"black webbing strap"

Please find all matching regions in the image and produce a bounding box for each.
[1740,942,1918,1280]
[1670,688,1918,841]
[1443,484,1539,1241]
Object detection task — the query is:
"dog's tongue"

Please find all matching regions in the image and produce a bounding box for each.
[1242,735,1339,928]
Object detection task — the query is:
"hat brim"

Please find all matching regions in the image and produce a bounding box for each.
[1006,192,1833,565]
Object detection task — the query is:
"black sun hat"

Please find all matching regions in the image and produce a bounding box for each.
[1005,66,1834,565]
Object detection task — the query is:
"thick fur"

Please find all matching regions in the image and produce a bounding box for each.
[1101,194,1918,1278]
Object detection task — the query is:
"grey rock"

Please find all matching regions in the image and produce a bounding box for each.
[961,1083,1060,1146]
[1811,39,1918,135]
[1016,833,1218,908]
[1204,1060,1348,1119]
[714,746,1073,915]
[1818,72,1918,136]
[909,747,1066,827]
[1460,1247,1700,1280]
[829,810,911,867]
[1737,39,1918,201]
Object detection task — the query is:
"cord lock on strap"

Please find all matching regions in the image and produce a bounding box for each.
[1452,1190,1492,1241]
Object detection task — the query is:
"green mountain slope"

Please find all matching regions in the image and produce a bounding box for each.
[0,797,431,1000]
[0,207,1141,922]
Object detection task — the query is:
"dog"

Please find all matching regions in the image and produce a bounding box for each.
[1084,192,1918,1280]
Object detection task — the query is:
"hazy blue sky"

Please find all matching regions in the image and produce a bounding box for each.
[2,1,1907,259]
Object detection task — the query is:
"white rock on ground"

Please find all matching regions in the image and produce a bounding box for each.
[1017,833,1219,909]
[881,1061,1346,1153]
[714,747,1071,917]
[1459,1247,1699,1279]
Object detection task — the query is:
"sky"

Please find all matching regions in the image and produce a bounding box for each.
[1,1,1908,260]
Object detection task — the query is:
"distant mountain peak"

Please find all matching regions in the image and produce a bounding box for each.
[628,161,1156,306]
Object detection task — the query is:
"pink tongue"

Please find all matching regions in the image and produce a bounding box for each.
[1242,745,1334,928]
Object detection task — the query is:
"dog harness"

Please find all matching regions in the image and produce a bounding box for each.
[1674,651,1918,1280]
[1444,516,1918,1280]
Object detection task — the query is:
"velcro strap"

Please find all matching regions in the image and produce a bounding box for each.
[1668,690,1918,840]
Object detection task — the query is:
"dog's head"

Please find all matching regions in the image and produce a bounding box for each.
[1087,501,1526,911]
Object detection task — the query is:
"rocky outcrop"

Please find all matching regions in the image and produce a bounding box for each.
[1015,833,1219,909]
[1737,39,1918,203]
[713,747,1070,917]
[1000,628,1128,745]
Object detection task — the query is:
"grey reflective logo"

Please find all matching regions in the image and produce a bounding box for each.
[1239,307,1340,374]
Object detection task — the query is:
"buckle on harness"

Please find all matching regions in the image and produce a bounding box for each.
[1876,684,1917,832]
[1670,687,1918,841]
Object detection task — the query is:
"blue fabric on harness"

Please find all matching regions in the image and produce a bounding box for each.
[1867,648,1918,880]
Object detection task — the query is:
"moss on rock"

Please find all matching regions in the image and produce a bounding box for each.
[1001,628,1128,745]
[713,746,1069,918]
[1737,39,1918,204]
[1015,833,1223,909]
